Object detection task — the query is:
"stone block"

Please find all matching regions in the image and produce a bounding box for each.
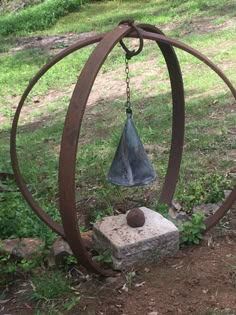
[93,207,179,270]
[0,238,44,259]
[50,231,93,266]
[50,237,73,265]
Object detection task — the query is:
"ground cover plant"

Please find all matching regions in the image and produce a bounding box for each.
[0,0,89,36]
[0,0,236,313]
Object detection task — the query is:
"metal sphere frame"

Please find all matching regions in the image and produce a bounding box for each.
[11,21,236,276]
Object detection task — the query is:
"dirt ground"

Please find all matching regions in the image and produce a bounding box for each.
[75,235,236,315]
[1,203,236,315]
[1,233,236,315]
[71,203,236,315]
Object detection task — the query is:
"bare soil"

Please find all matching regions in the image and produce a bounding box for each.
[0,203,236,315]
[1,234,236,315]
[75,235,236,315]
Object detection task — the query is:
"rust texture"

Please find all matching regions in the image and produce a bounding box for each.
[11,20,236,275]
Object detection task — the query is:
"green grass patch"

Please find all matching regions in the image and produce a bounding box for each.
[43,0,236,35]
[0,0,90,36]
[0,0,235,242]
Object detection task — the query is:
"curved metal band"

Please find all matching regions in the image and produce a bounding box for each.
[137,23,185,205]
[59,24,134,275]
[10,23,186,275]
[137,29,236,230]
[58,23,186,274]
[10,34,105,238]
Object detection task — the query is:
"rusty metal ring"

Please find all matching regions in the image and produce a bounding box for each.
[137,29,236,231]
[58,23,186,275]
[136,23,185,205]
[11,23,185,275]
[119,20,144,59]
[10,34,105,238]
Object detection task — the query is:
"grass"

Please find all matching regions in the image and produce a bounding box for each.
[42,0,236,35]
[0,0,236,313]
[30,270,72,301]
[0,0,235,254]
[29,270,81,313]
[0,0,89,36]
[0,3,235,237]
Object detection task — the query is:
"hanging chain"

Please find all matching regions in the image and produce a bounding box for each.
[125,56,132,114]
[118,20,144,116]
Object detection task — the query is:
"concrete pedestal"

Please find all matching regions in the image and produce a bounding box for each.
[93,207,179,270]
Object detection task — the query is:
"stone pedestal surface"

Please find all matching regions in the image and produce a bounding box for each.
[93,207,179,270]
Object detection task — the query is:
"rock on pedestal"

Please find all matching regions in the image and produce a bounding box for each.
[93,207,179,270]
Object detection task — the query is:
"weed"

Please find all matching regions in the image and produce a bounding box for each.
[63,255,77,267]
[89,207,114,225]
[29,269,81,312]
[176,174,232,212]
[124,270,136,288]
[93,248,112,264]
[30,270,72,301]
[179,212,206,245]
[0,253,17,286]
[153,202,169,217]
[0,250,44,286]
[63,296,81,311]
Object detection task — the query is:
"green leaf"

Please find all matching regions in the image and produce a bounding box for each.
[193,238,200,245]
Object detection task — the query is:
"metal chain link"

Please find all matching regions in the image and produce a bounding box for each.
[125,56,132,114]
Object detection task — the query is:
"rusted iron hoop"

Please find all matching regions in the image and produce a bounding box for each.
[11,23,186,275]
[136,29,236,230]
[136,23,185,205]
[10,34,104,238]
[58,23,186,275]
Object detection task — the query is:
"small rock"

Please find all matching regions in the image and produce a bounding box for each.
[105,277,119,284]
[171,201,182,211]
[175,211,189,221]
[135,281,145,287]
[224,190,232,198]
[168,207,177,219]
[126,208,145,228]
[193,204,220,216]
[33,97,40,103]
[81,230,93,249]
[51,232,93,265]
[115,304,122,308]
[0,238,44,259]
[50,237,73,265]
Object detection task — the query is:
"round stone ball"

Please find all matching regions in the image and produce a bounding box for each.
[126,208,145,228]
